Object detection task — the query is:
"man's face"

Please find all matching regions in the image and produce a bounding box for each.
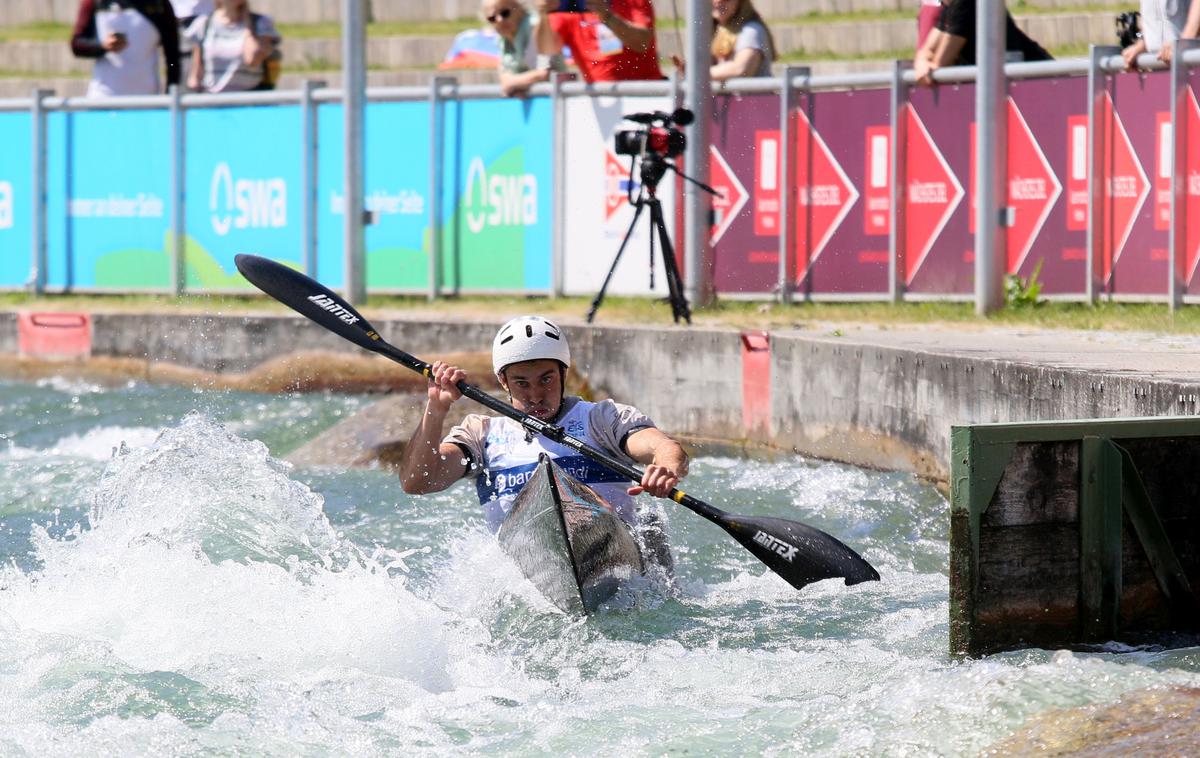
[500,359,563,420]
[483,0,523,39]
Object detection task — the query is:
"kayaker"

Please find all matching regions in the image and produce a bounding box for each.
[398,315,689,541]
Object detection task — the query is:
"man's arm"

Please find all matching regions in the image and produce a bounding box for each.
[1159,0,1200,63]
[398,362,471,494]
[70,0,107,58]
[584,0,654,54]
[913,27,942,86]
[624,427,689,498]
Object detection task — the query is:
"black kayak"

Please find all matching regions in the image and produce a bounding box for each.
[497,454,645,613]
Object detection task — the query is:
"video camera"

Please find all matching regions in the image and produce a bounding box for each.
[613,108,695,160]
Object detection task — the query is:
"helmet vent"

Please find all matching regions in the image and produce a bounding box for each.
[525,325,533,338]
[545,332,560,340]
[499,336,514,345]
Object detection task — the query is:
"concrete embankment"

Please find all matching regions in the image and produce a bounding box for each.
[5,310,1200,483]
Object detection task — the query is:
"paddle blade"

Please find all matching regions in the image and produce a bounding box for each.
[722,515,880,590]
[233,254,383,354]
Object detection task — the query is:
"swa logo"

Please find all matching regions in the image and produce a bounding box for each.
[209,162,287,236]
[463,157,537,234]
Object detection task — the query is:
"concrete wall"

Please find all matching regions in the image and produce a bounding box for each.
[10,312,1200,483]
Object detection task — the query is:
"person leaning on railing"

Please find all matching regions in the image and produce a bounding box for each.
[185,0,281,93]
[1121,0,1200,69]
[913,0,1052,87]
[70,0,181,97]
[484,0,566,96]
[709,0,774,80]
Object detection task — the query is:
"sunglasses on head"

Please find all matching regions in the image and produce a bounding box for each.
[486,7,513,22]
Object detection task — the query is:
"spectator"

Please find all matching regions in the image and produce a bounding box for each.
[486,0,566,96]
[913,0,1052,86]
[170,0,214,88]
[71,0,180,97]
[186,0,281,93]
[1122,0,1200,68]
[545,0,664,83]
[710,0,774,80]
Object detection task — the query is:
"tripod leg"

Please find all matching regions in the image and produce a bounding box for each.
[649,199,692,325]
[587,199,647,323]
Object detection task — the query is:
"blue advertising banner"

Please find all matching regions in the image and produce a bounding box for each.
[317,101,432,290]
[440,97,552,292]
[0,112,32,288]
[45,110,171,290]
[186,105,303,290]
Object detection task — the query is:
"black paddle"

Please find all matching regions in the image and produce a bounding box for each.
[234,254,881,590]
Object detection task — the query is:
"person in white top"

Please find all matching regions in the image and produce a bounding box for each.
[185,0,280,93]
[71,0,181,97]
[1122,0,1200,68]
[399,316,689,540]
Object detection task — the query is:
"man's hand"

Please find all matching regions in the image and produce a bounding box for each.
[103,32,128,53]
[628,463,680,498]
[427,361,465,413]
[1123,39,1147,70]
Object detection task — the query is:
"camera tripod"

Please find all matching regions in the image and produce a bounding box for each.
[586,153,719,325]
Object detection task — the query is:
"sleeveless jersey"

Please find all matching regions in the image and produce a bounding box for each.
[472,400,638,533]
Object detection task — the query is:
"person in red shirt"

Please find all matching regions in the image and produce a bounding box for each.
[543,0,664,82]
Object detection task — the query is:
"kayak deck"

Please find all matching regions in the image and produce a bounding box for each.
[497,455,644,613]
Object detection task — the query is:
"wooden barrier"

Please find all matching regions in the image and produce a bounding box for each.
[950,417,1200,656]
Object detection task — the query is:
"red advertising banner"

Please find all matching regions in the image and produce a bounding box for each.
[793,89,891,294]
[709,94,784,293]
[1103,79,1157,294]
[905,89,969,292]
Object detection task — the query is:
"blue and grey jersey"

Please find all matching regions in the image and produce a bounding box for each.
[444,396,653,533]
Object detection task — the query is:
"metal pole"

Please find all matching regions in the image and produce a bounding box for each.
[342,0,367,304]
[551,71,566,297]
[429,76,453,300]
[1087,46,1119,304]
[777,66,804,303]
[974,0,1006,315]
[889,60,909,303]
[1169,40,1195,311]
[169,84,185,295]
[302,80,322,278]
[29,88,49,295]
[683,0,713,308]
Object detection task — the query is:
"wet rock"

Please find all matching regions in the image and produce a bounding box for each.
[984,685,1200,756]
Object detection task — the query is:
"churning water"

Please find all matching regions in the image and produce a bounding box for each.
[1,378,1198,756]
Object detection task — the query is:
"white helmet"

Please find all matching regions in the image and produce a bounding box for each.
[492,316,571,376]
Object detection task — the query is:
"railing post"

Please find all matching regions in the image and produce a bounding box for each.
[169,84,185,295]
[551,71,567,298]
[1087,46,1119,304]
[29,88,50,295]
[777,66,804,304]
[301,80,323,278]
[889,60,909,304]
[428,76,454,301]
[1169,40,1196,311]
[974,0,1006,315]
